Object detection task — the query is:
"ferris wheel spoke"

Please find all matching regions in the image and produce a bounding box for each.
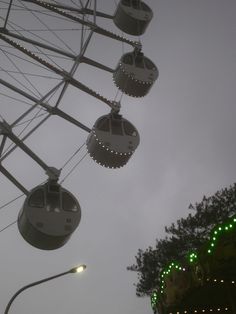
[20,0,141,49]
[0,64,42,99]
[47,3,113,19]
[54,30,94,108]
[1,47,43,98]
[3,0,13,29]
[0,78,91,135]
[0,91,33,107]
[5,17,75,65]
[19,1,77,55]
[0,164,29,195]
[0,135,7,157]
[5,21,71,72]
[52,107,91,133]
[0,113,51,162]
[0,46,62,75]
[2,107,48,157]
[0,33,121,111]
[0,29,76,59]
[10,81,63,127]
[80,56,114,73]
[0,78,61,116]
[14,112,48,128]
[0,68,61,80]
[0,120,63,187]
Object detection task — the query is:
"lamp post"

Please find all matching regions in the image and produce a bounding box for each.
[4,264,86,314]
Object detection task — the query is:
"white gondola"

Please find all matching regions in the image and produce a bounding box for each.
[18,182,81,250]
[113,0,153,36]
[86,113,140,168]
[113,51,158,97]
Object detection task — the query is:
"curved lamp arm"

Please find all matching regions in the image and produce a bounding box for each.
[5,265,86,314]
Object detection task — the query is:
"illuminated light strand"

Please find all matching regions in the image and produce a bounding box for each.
[189,252,198,263]
[150,290,158,310]
[168,307,229,314]
[159,262,186,294]
[90,131,134,156]
[151,215,236,311]
[207,215,236,254]
[206,278,235,284]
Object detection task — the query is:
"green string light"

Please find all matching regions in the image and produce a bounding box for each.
[150,290,158,311]
[159,261,185,296]
[153,215,236,307]
[189,252,198,263]
[207,215,236,255]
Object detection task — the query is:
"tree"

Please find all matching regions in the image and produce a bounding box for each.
[127,183,236,297]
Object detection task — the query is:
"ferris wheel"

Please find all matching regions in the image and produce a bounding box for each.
[0,0,158,250]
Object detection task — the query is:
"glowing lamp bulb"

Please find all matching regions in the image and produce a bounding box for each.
[76,265,86,273]
[70,264,87,273]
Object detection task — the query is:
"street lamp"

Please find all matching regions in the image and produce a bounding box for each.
[4,264,86,314]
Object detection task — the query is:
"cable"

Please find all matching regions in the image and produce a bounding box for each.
[14,112,48,127]
[72,0,83,9]
[7,19,66,72]
[9,28,87,32]
[0,69,60,80]
[20,1,77,55]
[0,62,42,100]
[0,220,16,233]
[1,106,47,157]
[60,142,86,170]
[1,82,60,157]
[0,194,24,211]
[0,82,62,162]
[60,151,88,184]
[0,46,61,74]
[1,46,43,98]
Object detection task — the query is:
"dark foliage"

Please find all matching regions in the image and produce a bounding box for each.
[127,183,236,297]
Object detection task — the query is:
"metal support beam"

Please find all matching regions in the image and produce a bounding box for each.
[0,34,120,111]
[0,135,7,157]
[54,30,94,108]
[21,0,141,49]
[80,56,114,73]
[0,28,76,59]
[0,114,51,163]
[35,2,113,19]
[10,81,64,128]
[0,164,29,195]
[51,108,91,133]
[0,78,91,133]
[3,0,13,29]
[0,121,60,180]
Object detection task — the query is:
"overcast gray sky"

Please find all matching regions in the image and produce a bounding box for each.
[0,0,236,314]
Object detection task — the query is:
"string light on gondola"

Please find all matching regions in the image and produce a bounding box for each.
[86,113,140,168]
[113,51,158,97]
